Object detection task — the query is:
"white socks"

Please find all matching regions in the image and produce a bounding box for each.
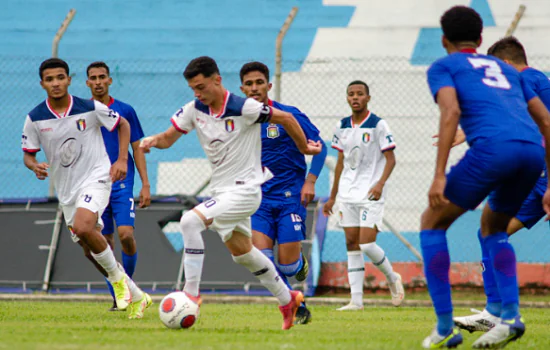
[180,211,206,297]
[360,242,397,283]
[233,247,291,305]
[347,251,365,306]
[91,246,124,283]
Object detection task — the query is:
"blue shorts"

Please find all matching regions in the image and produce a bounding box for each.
[445,140,545,217]
[101,186,136,235]
[251,195,307,244]
[515,169,548,229]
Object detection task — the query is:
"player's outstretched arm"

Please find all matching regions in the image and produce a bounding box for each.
[110,117,130,183]
[323,151,344,217]
[270,109,322,155]
[131,140,151,208]
[430,87,461,209]
[140,126,183,153]
[23,152,49,180]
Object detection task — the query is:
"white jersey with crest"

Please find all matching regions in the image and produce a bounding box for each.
[171,91,273,193]
[21,95,120,205]
[331,111,396,203]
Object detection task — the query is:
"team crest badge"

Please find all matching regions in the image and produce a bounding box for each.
[362,132,370,143]
[267,124,280,139]
[225,119,235,132]
[76,119,86,132]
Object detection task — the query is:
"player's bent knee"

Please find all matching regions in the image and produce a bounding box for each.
[180,211,206,243]
[117,227,135,245]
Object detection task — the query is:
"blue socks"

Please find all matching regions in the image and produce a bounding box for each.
[278,253,303,278]
[477,229,502,317]
[105,277,115,299]
[420,229,453,335]
[260,248,291,289]
[122,251,138,278]
[482,232,519,320]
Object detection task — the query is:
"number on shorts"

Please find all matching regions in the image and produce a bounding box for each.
[84,194,92,203]
[129,198,135,211]
[361,210,367,221]
[467,58,511,89]
[290,214,302,223]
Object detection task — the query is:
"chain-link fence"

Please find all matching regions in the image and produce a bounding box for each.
[3,55,550,265]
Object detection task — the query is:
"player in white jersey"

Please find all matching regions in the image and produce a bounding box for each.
[323,80,404,310]
[21,58,150,318]
[140,56,322,330]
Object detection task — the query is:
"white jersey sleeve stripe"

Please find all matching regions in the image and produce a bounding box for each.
[171,118,189,134]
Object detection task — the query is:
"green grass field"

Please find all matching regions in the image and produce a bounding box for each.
[1,299,549,349]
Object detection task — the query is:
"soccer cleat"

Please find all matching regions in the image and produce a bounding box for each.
[128,293,153,319]
[454,308,501,333]
[422,327,463,349]
[295,252,309,282]
[111,275,132,311]
[336,302,364,311]
[183,291,203,307]
[472,316,525,349]
[388,272,405,307]
[279,290,304,330]
[294,303,312,325]
[108,300,119,312]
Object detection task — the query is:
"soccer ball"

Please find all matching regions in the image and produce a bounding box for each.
[159,291,200,329]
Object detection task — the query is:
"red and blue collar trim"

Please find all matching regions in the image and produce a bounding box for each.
[46,94,73,119]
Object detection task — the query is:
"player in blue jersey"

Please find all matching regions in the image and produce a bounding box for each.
[449,37,550,335]
[421,6,550,349]
[84,61,151,311]
[239,61,327,325]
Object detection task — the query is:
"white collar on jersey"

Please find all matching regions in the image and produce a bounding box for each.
[351,110,371,128]
[209,90,230,118]
[46,94,74,119]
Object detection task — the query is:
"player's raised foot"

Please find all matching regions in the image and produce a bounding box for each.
[279,290,304,330]
[454,309,501,333]
[422,327,463,349]
[388,272,405,307]
[472,316,525,349]
[294,303,312,325]
[111,275,132,311]
[128,293,153,319]
[336,302,364,311]
[108,300,119,312]
[295,252,309,282]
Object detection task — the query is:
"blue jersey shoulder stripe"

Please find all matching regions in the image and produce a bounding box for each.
[69,96,95,116]
[28,101,55,122]
[361,113,381,128]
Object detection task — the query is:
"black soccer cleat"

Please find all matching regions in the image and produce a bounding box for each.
[294,303,312,325]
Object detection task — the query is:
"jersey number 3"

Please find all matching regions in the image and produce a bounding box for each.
[467,58,511,90]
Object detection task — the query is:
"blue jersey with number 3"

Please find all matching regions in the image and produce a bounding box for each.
[427,51,541,147]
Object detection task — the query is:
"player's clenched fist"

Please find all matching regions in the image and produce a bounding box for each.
[140,136,157,153]
[304,140,323,155]
[32,163,49,180]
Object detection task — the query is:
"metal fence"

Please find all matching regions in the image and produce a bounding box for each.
[3,55,550,265]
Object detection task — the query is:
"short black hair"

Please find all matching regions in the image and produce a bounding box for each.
[39,58,69,79]
[183,56,220,80]
[239,61,270,82]
[487,36,528,65]
[440,6,483,44]
[347,80,369,95]
[86,61,110,77]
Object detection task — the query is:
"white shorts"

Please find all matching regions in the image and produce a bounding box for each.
[63,183,111,243]
[194,186,262,242]
[338,201,384,229]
